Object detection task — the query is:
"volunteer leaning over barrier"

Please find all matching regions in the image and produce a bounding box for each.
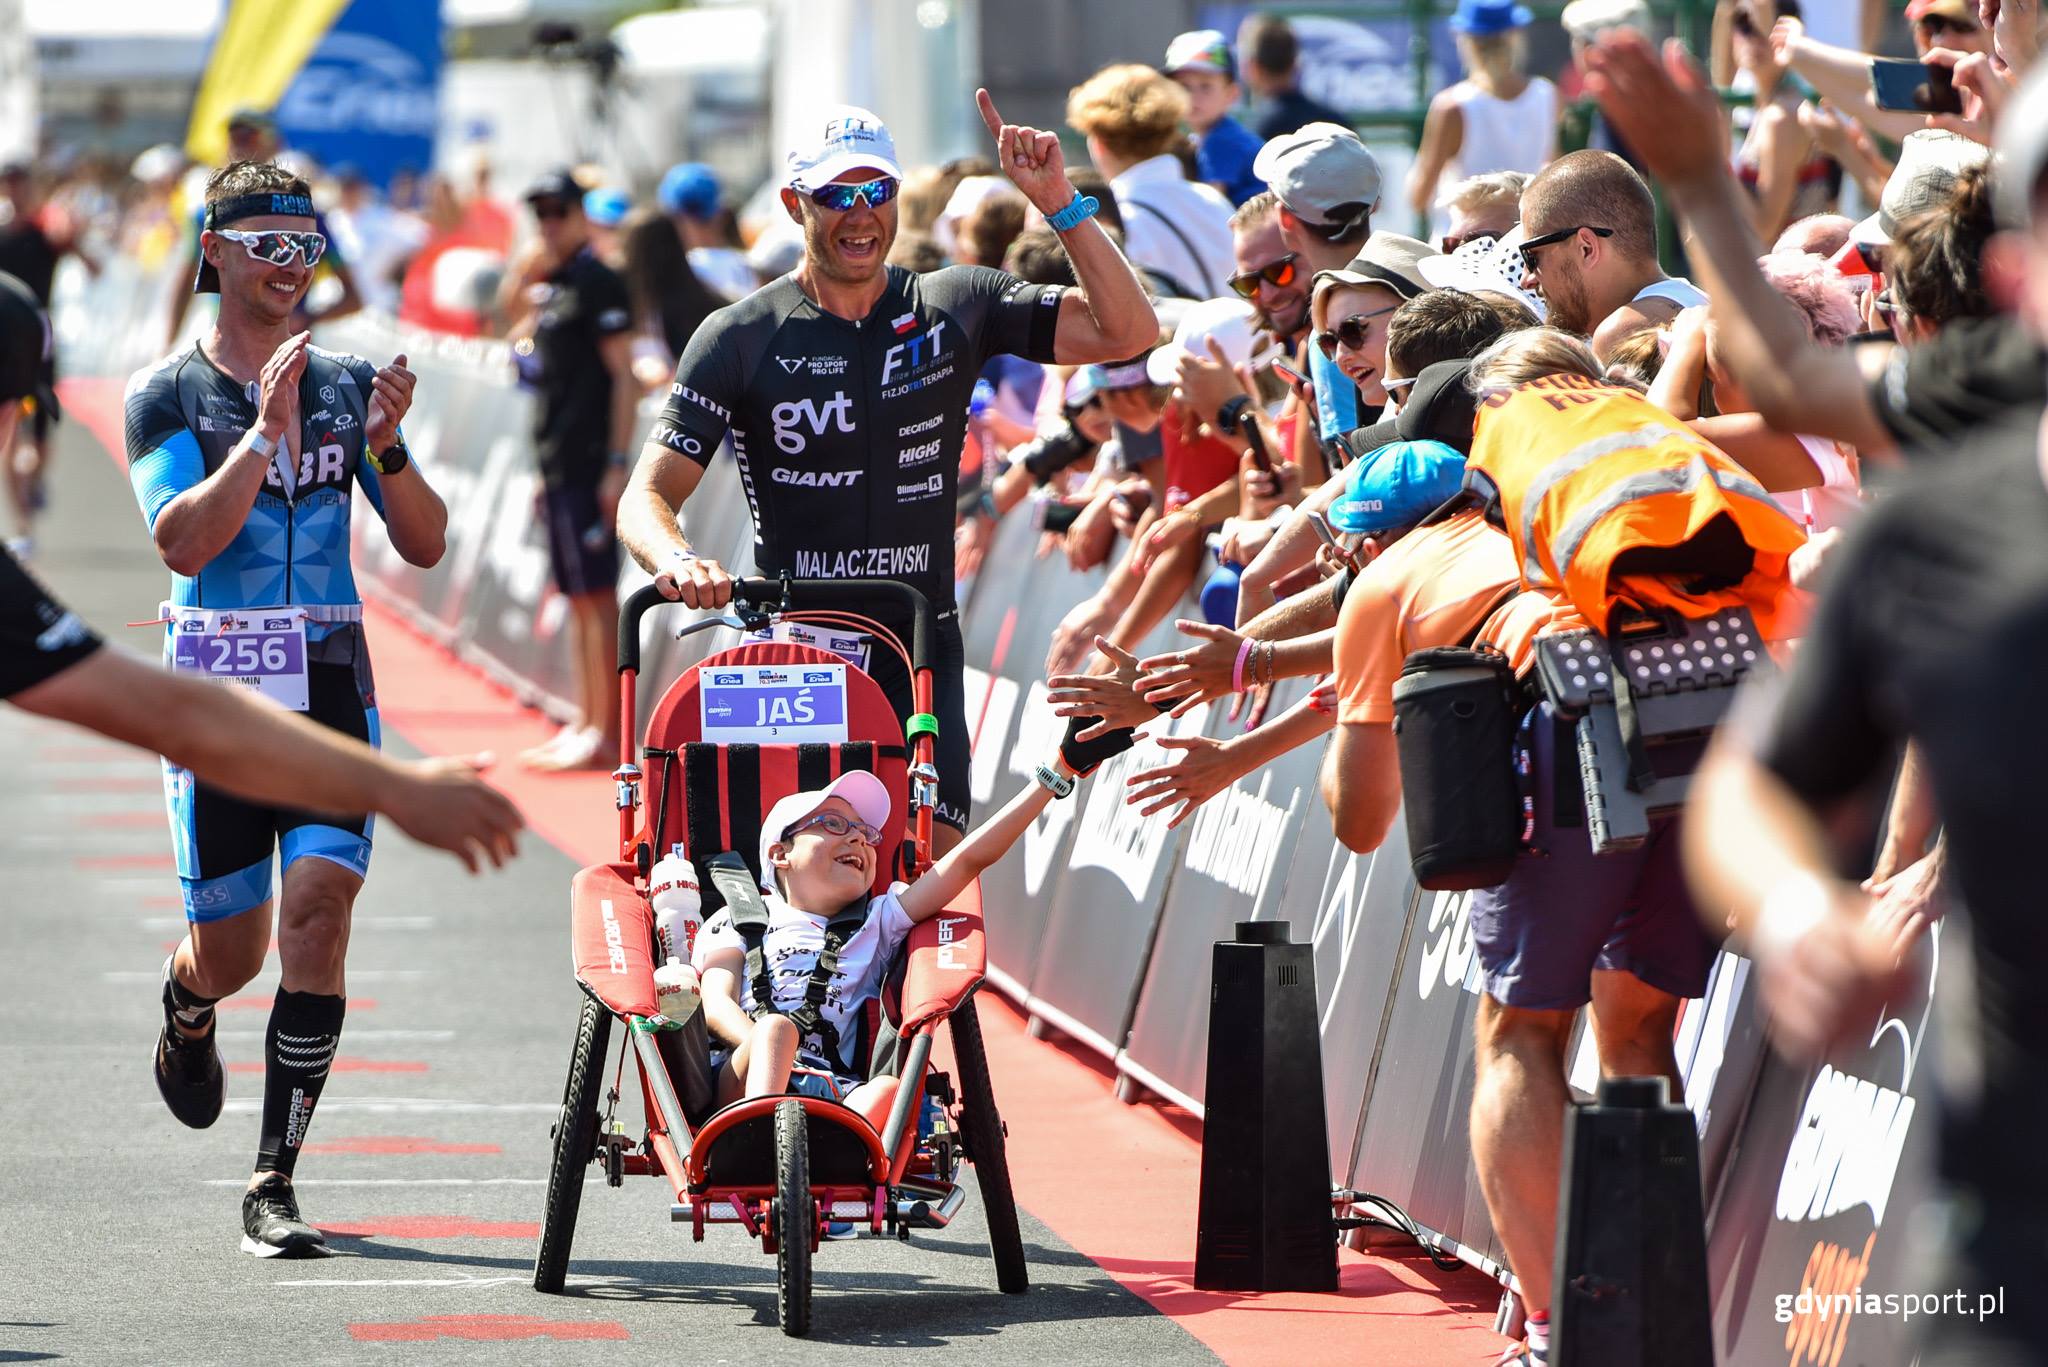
[124,160,450,1259]
[1348,326,1802,1367]
[620,92,1156,852]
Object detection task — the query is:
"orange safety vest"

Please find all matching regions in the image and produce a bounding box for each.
[1467,375,1805,638]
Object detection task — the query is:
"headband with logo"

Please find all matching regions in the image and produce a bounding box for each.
[192,191,318,294]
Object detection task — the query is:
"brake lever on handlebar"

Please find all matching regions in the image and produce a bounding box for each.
[672,612,759,644]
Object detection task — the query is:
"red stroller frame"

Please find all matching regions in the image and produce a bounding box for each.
[532,579,1027,1337]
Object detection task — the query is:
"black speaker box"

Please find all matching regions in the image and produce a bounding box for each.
[1194,921,1338,1292]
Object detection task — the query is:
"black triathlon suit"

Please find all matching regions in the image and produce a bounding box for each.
[650,264,1066,830]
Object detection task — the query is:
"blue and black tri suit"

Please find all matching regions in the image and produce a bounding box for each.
[124,342,396,921]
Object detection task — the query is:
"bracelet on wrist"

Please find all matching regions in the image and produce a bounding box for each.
[1217,394,1252,434]
[244,429,277,459]
[1046,193,1101,234]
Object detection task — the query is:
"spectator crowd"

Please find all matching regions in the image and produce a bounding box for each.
[9,3,2048,1361]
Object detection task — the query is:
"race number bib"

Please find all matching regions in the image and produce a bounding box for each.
[165,605,310,711]
[700,663,848,743]
[743,621,870,673]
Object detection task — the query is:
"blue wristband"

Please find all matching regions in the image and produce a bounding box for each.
[1046,194,1100,234]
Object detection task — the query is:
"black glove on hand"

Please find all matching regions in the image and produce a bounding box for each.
[1058,714,1138,777]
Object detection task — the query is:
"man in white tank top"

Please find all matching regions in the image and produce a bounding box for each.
[1516,149,1707,359]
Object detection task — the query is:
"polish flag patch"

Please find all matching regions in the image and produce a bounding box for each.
[892,312,917,334]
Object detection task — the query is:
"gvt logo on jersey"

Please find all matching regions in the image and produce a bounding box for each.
[770,391,855,454]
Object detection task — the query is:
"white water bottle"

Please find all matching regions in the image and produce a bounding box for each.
[648,846,703,965]
[654,958,701,1024]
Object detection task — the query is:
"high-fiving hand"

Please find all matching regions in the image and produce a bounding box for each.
[977,88,1074,216]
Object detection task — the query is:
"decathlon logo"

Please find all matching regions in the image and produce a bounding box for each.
[770,391,855,454]
[599,899,629,975]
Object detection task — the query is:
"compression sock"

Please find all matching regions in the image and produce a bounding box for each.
[164,958,220,1037]
[253,989,346,1178]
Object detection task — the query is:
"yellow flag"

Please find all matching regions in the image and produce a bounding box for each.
[184,0,352,167]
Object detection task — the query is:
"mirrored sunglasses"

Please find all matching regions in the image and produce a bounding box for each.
[808,177,900,213]
[215,228,327,268]
[1228,253,1300,299]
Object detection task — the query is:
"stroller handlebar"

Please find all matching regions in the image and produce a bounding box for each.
[618,578,935,677]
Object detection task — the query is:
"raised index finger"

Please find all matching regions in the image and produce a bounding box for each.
[975,88,1005,140]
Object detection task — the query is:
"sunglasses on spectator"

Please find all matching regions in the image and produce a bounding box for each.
[807,177,900,213]
[786,811,882,846]
[1873,287,1900,319]
[1314,304,1399,359]
[1914,13,1977,33]
[1382,376,1418,394]
[1440,230,1499,254]
[1228,253,1301,299]
[213,228,328,268]
[1518,224,1613,272]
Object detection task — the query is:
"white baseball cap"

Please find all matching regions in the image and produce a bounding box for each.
[757,770,894,892]
[1146,296,1281,386]
[1417,226,1546,320]
[786,105,904,193]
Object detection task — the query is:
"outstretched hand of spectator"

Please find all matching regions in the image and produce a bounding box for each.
[1125,734,1238,827]
[1047,637,1158,740]
[1584,34,1728,193]
[1136,619,1244,716]
[977,89,1073,216]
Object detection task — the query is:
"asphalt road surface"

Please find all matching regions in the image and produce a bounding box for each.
[0,415,1220,1366]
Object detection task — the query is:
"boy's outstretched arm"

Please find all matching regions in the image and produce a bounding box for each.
[896,696,1141,923]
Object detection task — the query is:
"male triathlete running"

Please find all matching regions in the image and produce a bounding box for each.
[619,92,1156,849]
[124,161,449,1257]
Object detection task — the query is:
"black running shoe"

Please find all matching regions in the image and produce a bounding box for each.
[154,957,223,1129]
[241,1175,329,1259]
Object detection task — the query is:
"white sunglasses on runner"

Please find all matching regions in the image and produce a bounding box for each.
[213,227,328,269]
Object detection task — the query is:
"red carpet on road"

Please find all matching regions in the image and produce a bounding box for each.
[63,371,1507,1365]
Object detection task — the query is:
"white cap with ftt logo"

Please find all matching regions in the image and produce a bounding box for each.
[787,105,904,193]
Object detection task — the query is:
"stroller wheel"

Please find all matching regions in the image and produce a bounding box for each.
[533,994,610,1293]
[774,1098,813,1336]
[951,996,1029,1293]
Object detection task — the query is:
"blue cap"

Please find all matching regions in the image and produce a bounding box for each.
[583,187,631,227]
[1450,0,1534,33]
[658,162,720,218]
[1330,440,1467,536]
[1200,561,1242,628]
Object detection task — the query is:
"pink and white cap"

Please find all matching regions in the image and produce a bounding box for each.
[757,770,894,891]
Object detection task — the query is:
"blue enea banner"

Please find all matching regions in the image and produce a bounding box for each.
[274,0,442,191]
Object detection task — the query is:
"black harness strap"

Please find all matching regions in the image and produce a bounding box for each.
[706,850,872,1069]
[796,742,833,793]
[783,899,872,1064]
[704,853,778,1022]
[724,744,764,884]
[683,744,724,901]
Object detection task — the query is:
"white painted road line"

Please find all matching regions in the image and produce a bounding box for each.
[213,1029,457,1042]
[274,1276,533,1288]
[203,1177,551,1187]
[104,969,431,983]
[138,916,437,931]
[214,1097,555,1114]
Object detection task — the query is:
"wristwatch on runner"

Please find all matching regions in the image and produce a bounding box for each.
[366,437,410,476]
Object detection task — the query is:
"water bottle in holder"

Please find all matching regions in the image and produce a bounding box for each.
[649,846,703,1023]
